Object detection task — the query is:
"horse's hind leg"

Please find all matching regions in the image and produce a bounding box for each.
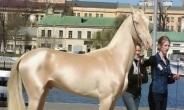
[38,87,50,110]
[27,87,49,110]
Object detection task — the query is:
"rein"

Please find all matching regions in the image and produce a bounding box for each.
[137,59,142,87]
[131,13,143,87]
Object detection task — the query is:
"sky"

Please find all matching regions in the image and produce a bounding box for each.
[79,0,182,6]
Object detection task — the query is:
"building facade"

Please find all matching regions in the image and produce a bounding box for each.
[145,32,184,58]
[67,1,184,32]
[37,15,114,53]
[5,27,37,54]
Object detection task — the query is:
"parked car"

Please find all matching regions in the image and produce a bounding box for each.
[169,52,184,76]
[55,47,67,52]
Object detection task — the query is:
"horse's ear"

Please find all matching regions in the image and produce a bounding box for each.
[130,5,138,22]
[130,5,135,15]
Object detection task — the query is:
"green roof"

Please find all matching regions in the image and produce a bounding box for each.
[38,15,115,27]
[117,3,132,8]
[169,6,184,11]
[67,1,117,9]
[151,32,184,42]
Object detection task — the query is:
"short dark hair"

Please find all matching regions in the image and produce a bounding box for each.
[136,43,141,48]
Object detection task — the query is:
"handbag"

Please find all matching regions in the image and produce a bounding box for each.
[167,74,175,84]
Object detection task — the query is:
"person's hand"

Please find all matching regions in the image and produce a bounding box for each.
[135,57,144,64]
[141,74,143,77]
[173,74,180,80]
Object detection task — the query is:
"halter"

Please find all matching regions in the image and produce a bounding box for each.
[131,14,143,45]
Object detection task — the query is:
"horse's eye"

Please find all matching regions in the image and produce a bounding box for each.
[134,21,139,25]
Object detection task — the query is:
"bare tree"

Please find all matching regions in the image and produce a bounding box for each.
[6,13,27,52]
[157,1,171,31]
[92,29,113,49]
[0,0,6,52]
[92,14,126,49]
[0,15,6,52]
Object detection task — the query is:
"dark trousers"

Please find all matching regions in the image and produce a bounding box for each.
[152,92,167,110]
[148,83,155,110]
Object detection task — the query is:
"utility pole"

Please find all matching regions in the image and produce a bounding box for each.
[152,0,158,55]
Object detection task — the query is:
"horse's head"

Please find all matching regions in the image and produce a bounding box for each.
[131,6,152,50]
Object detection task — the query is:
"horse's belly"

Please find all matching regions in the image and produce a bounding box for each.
[50,75,99,98]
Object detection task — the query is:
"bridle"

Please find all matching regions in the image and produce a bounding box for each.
[131,13,143,45]
[131,13,144,87]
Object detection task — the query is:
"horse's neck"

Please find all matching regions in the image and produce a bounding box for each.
[106,15,136,57]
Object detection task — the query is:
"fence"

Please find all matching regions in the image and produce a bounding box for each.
[0,70,10,107]
[0,56,16,107]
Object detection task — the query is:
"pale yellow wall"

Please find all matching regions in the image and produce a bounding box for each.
[72,5,184,32]
[72,7,117,17]
[37,0,65,3]
[37,26,103,53]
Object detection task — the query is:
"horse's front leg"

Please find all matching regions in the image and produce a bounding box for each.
[109,98,118,110]
[99,95,113,110]
[99,92,120,110]
[121,72,129,93]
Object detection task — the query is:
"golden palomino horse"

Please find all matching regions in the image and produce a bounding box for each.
[7,6,152,110]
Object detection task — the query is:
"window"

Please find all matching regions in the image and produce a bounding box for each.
[170,17,174,22]
[59,30,63,38]
[173,50,180,53]
[41,30,45,37]
[84,13,87,17]
[178,17,181,22]
[89,13,92,17]
[78,31,82,39]
[40,15,44,20]
[96,14,99,17]
[47,44,51,48]
[166,26,169,31]
[68,45,72,51]
[73,13,76,16]
[68,31,72,38]
[48,30,51,37]
[87,31,91,39]
[41,43,46,47]
[36,15,39,21]
[178,26,181,32]
[100,14,103,17]
[86,45,91,52]
[8,13,12,20]
[77,13,80,17]
[58,44,63,47]
[167,17,170,22]
[171,26,174,31]
[173,44,180,47]
[0,13,4,20]
[149,16,152,21]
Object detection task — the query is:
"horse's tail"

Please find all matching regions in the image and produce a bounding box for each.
[7,55,26,110]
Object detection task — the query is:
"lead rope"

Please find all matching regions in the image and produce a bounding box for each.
[137,59,142,87]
